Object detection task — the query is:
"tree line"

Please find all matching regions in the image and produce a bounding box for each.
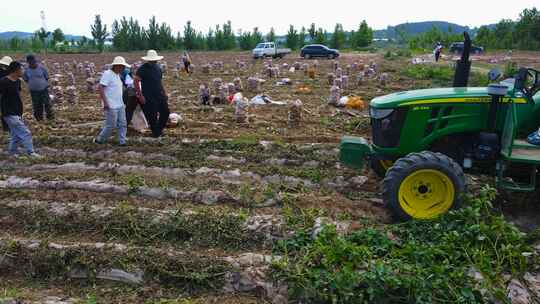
[3,7,537,53]
[108,17,374,51]
[0,15,373,52]
[404,7,540,51]
[475,8,540,51]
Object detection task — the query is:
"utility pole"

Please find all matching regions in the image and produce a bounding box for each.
[40,10,50,53]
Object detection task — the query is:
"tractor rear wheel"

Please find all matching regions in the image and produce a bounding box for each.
[382,151,466,221]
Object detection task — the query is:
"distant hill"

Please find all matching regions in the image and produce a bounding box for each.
[373,21,492,39]
[0,31,83,41]
[0,31,34,40]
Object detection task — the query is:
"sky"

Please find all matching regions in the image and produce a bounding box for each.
[0,0,538,36]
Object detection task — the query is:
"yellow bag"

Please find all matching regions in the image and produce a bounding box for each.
[345,96,366,111]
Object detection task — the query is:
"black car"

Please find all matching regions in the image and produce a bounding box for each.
[301,44,340,59]
[449,42,484,54]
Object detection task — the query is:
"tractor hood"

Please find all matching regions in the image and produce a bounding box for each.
[371,87,514,109]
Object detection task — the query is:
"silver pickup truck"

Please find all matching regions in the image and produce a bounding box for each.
[252,42,292,59]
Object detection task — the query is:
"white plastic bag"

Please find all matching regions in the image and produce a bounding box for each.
[131,107,148,133]
[338,96,349,107]
[250,95,267,105]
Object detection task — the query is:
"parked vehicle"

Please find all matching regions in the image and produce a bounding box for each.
[252,42,292,59]
[300,44,340,59]
[450,42,484,54]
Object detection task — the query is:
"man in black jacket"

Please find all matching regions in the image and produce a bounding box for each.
[0,61,42,158]
[134,50,170,138]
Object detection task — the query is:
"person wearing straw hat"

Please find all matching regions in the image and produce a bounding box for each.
[134,50,170,138]
[0,56,13,79]
[94,56,130,146]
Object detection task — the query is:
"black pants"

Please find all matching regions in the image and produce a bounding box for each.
[141,98,170,138]
[184,62,191,74]
[435,52,441,62]
[30,89,54,121]
[123,88,139,125]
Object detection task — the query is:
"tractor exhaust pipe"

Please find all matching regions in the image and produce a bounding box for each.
[453,32,472,87]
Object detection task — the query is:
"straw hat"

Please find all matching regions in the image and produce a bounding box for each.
[111,56,131,68]
[142,50,164,61]
[0,56,13,66]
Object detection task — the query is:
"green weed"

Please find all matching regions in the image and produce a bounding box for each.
[273,186,535,303]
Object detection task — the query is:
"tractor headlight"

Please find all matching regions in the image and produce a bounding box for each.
[370,107,394,119]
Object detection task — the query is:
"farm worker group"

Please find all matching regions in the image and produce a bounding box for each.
[2,49,540,158]
[0,50,179,158]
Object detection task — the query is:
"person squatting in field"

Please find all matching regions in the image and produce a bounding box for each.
[0,61,42,158]
[134,50,170,138]
[94,56,129,146]
[23,54,54,121]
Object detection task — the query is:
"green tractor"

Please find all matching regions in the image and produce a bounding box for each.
[340,33,540,221]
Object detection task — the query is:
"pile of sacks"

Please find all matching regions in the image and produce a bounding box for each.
[288,100,303,127]
[233,93,249,124]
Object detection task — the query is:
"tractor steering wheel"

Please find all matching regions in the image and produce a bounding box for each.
[516,68,540,98]
[522,68,540,98]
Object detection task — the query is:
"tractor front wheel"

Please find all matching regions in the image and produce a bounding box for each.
[383,151,466,221]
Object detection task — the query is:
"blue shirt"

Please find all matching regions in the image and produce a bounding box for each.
[23,64,49,92]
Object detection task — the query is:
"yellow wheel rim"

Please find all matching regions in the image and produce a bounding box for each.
[398,169,455,219]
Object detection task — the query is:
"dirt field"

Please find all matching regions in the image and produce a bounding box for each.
[1,50,540,303]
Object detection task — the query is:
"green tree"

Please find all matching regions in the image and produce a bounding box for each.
[395,24,409,45]
[195,31,206,50]
[112,18,129,51]
[238,29,257,50]
[353,20,373,48]
[214,24,225,50]
[146,16,160,49]
[206,28,216,50]
[266,27,275,42]
[474,25,494,50]
[183,21,196,50]
[31,36,42,51]
[253,27,263,45]
[313,28,327,44]
[286,25,299,50]
[493,19,515,49]
[175,32,183,49]
[308,23,316,41]
[330,23,346,49]
[223,21,236,49]
[9,37,21,50]
[52,28,65,45]
[514,7,540,50]
[35,27,50,52]
[298,26,307,48]
[159,22,175,50]
[91,14,109,52]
